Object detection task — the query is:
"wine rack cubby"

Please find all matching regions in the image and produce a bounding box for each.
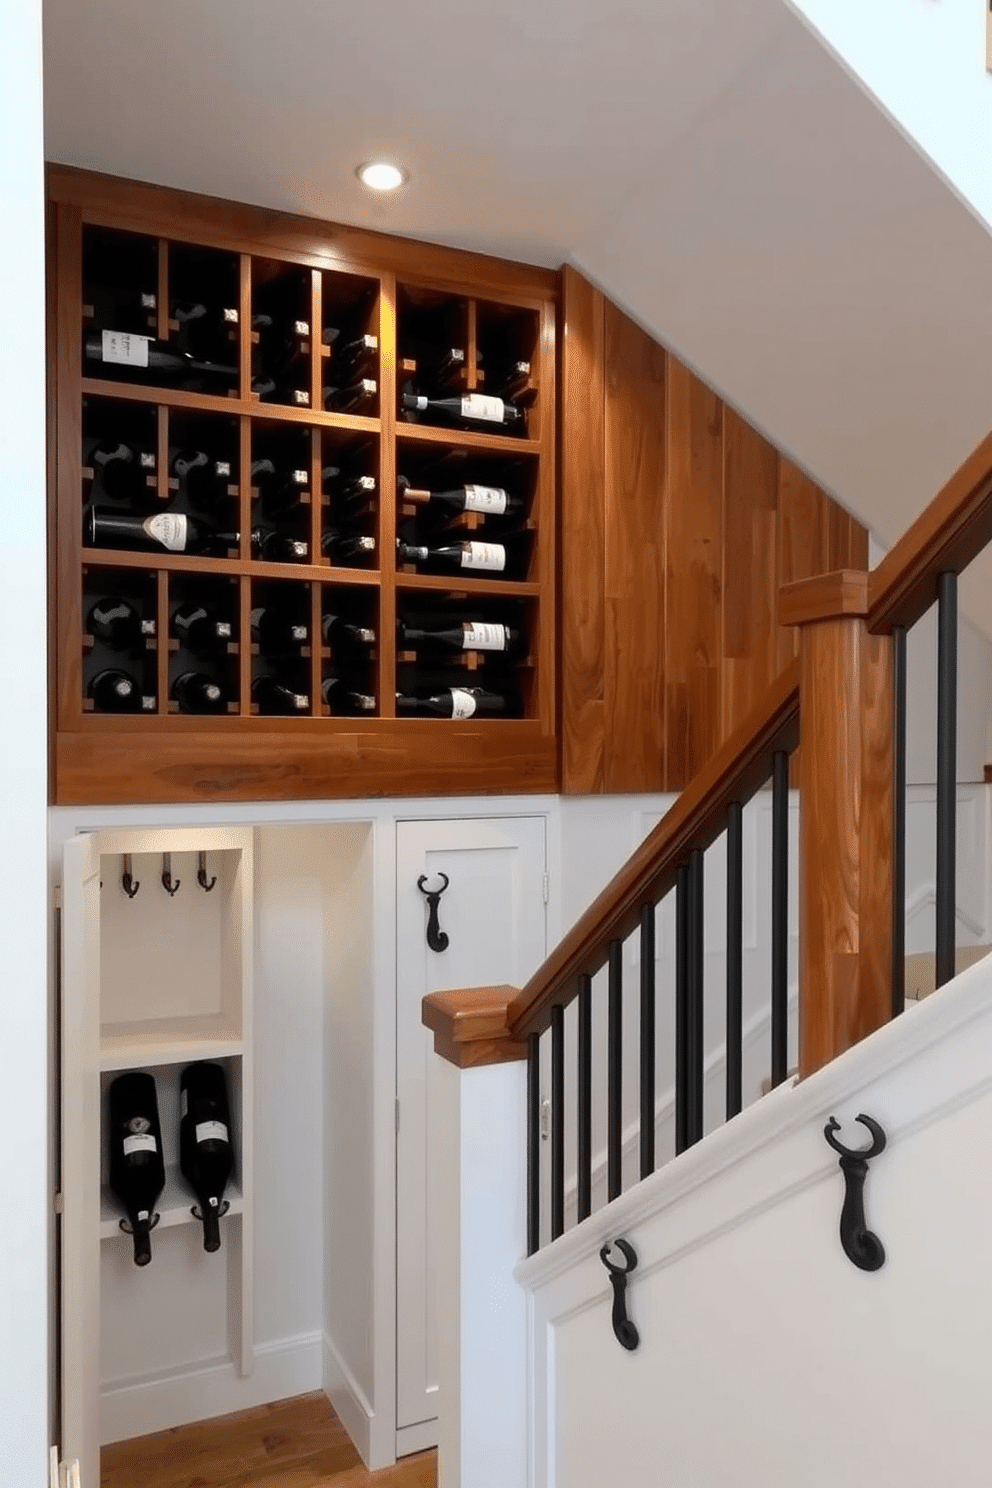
[50,167,557,802]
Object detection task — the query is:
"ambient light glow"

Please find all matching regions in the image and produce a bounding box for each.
[356,162,407,191]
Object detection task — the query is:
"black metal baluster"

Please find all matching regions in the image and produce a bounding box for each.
[608,939,623,1201]
[527,1030,540,1256]
[726,802,743,1119]
[687,848,705,1146]
[639,902,656,1180]
[550,1004,564,1241]
[577,974,592,1223]
[675,864,689,1155]
[892,624,907,1017]
[771,749,789,1088]
[936,572,957,989]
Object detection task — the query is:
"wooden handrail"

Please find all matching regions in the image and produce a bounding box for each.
[507,660,801,1041]
[868,429,992,634]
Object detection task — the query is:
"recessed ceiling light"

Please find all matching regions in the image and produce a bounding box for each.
[356,162,407,192]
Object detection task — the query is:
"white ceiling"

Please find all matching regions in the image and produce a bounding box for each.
[43,0,992,629]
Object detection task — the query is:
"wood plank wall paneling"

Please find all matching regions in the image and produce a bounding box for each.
[665,360,724,791]
[559,268,869,796]
[560,267,606,793]
[603,298,667,792]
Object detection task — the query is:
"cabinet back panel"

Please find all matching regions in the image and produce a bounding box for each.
[99,849,238,1031]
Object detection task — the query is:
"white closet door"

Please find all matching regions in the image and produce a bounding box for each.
[395,816,547,1446]
[60,834,102,1488]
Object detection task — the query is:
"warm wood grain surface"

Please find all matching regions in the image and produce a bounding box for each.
[558,269,869,796]
[100,1392,436,1488]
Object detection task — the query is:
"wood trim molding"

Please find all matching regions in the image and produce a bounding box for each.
[868,427,992,634]
[778,569,869,627]
[422,985,527,1068]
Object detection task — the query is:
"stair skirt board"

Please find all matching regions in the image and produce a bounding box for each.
[100,1332,322,1445]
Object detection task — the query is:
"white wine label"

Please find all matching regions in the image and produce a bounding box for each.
[137,1209,150,1221]
[464,484,508,514]
[292,469,308,484]
[123,1133,157,1156]
[196,1120,229,1144]
[102,330,150,368]
[249,607,263,628]
[460,541,506,572]
[142,513,189,552]
[450,688,477,719]
[461,394,505,424]
[462,622,508,651]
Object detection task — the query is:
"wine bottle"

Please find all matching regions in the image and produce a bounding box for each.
[331,333,378,378]
[251,527,308,563]
[401,341,465,390]
[396,538,507,574]
[87,597,156,649]
[84,330,237,385]
[254,461,310,516]
[108,1072,166,1268]
[171,671,228,715]
[179,1062,234,1254]
[170,301,240,362]
[321,528,376,562]
[396,476,522,518]
[88,439,157,501]
[400,391,524,431]
[395,686,506,719]
[252,675,310,714]
[322,378,377,413]
[87,668,153,713]
[398,619,520,653]
[321,613,376,647]
[87,507,239,556]
[322,470,376,514]
[320,674,376,711]
[83,285,157,332]
[171,601,233,655]
[250,605,308,651]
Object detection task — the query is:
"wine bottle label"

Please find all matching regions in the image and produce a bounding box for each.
[123,1133,157,1156]
[195,1120,228,1144]
[461,394,505,424]
[463,622,508,651]
[460,541,506,572]
[249,608,263,628]
[142,513,189,552]
[138,1209,150,1221]
[463,484,508,515]
[101,330,150,368]
[450,688,477,719]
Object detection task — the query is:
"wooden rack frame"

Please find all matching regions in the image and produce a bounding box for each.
[48,167,558,804]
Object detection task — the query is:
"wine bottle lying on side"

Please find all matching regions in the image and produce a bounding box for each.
[396,686,506,719]
[108,1071,166,1267]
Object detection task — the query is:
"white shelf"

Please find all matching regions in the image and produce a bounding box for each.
[100,1164,244,1242]
[99,1030,244,1072]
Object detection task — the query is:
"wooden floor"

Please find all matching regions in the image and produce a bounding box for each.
[100,1393,437,1488]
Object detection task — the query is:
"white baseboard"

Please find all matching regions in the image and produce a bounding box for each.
[100,1330,322,1445]
[322,1332,374,1468]
[396,1418,438,1457]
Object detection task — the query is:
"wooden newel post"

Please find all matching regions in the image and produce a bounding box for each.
[779,571,895,1078]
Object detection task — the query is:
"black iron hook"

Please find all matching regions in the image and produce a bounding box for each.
[121,854,140,899]
[600,1237,640,1351]
[417,873,450,953]
[197,852,217,892]
[824,1114,887,1272]
[161,853,181,897]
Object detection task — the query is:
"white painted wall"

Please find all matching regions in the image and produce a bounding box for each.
[1,1,49,1484]
[518,948,992,1488]
[785,0,992,234]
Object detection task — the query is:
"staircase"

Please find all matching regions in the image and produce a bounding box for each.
[422,427,992,1488]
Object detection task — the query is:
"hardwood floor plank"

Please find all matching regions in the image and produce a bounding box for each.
[100,1393,436,1488]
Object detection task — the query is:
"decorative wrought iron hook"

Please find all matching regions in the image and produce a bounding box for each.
[824,1114,887,1272]
[417,872,450,953]
[197,852,217,892]
[600,1237,640,1351]
[121,854,140,899]
[161,853,181,897]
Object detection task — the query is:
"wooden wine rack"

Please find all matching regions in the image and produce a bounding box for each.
[48,167,557,804]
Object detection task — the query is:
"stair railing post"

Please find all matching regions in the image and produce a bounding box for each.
[779,571,895,1078]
